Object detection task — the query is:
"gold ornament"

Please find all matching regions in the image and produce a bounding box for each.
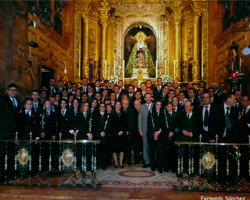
[17,148,29,166]
[201,152,215,170]
[61,149,74,168]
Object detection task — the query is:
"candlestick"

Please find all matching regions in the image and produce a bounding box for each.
[29,46,31,60]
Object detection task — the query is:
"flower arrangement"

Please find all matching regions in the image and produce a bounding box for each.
[108,75,119,84]
[161,74,174,84]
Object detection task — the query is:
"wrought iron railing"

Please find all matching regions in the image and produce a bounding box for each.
[174,135,250,193]
[0,132,100,188]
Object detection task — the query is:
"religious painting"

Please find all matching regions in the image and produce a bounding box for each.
[124,26,156,78]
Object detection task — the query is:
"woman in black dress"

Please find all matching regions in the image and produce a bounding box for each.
[147,100,164,173]
[109,101,127,168]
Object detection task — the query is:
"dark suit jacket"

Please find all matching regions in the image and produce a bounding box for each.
[92,112,110,139]
[109,110,127,136]
[239,109,250,143]
[56,110,71,139]
[0,95,20,139]
[196,104,218,141]
[16,110,40,140]
[76,112,91,139]
[124,108,136,135]
[216,105,239,143]
[40,110,57,140]
[147,110,164,137]
[177,111,198,141]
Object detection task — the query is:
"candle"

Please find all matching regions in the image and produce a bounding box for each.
[114,60,116,76]
[64,61,67,74]
[165,60,167,75]
[174,60,176,80]
[123,60,125,81]
[156,60,158,79]
[105,60,107,78]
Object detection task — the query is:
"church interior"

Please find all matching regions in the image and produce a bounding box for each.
[1,0,250,199]
[0,0,250,95]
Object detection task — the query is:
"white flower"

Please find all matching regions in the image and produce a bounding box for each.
[161,75,173,84]
[108,75,119,85]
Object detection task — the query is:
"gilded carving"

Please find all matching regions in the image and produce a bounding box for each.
[89,29,96,61]
[201,10,208,81]
[115,4,165,17]
[74,14,81,78]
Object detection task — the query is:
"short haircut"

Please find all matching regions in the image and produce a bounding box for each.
[24,98,32,104]
[223,93,234,102]
[7,83,18,89]
[31,89,39,94]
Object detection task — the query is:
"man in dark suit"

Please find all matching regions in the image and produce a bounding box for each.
[234,90,242,113]
[92,103,110,170]
[127,85,135,104]
[216,93,239,187]
[122,99,136,165]
[0,83,20,182]
[48,78,57,96]
[79,78,88,93]
[153,78,163,100]
[196,93,218,142]
[176,101,198,172]
[87,84,95,102]
[31,90,43,115]
[239,95,250,178]
[188,88,200,110]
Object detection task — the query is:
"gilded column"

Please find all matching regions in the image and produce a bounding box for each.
[100,20,108,80]
[192,11,201,82]
[98,0,110,81]
[82,15,89,79]
[74,13,82,81]
[201,2,208,82]
[172,2,184,82]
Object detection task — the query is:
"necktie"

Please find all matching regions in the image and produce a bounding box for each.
[12,98,16,108]
[187,114,190,119]
[101,113,104,119]
[74,111,77,117]
[225,107,231,130]
[26,111,30,118]
[157,111,159,117]
[147,104,150,110]
[204,106,209,127]
[62,110,65,116]
[242,108,245,116]
[34,104,37,112]
[84,113,86,119]
[46,111,50,117]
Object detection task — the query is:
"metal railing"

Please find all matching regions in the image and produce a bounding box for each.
[0,132,100,188]
[174,135,250,192]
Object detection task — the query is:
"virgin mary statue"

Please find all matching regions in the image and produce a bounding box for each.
[125,31,155,78]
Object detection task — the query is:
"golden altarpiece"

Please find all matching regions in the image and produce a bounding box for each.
[74,0,209,84]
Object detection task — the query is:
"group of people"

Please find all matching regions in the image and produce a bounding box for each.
[0,77,249,187]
